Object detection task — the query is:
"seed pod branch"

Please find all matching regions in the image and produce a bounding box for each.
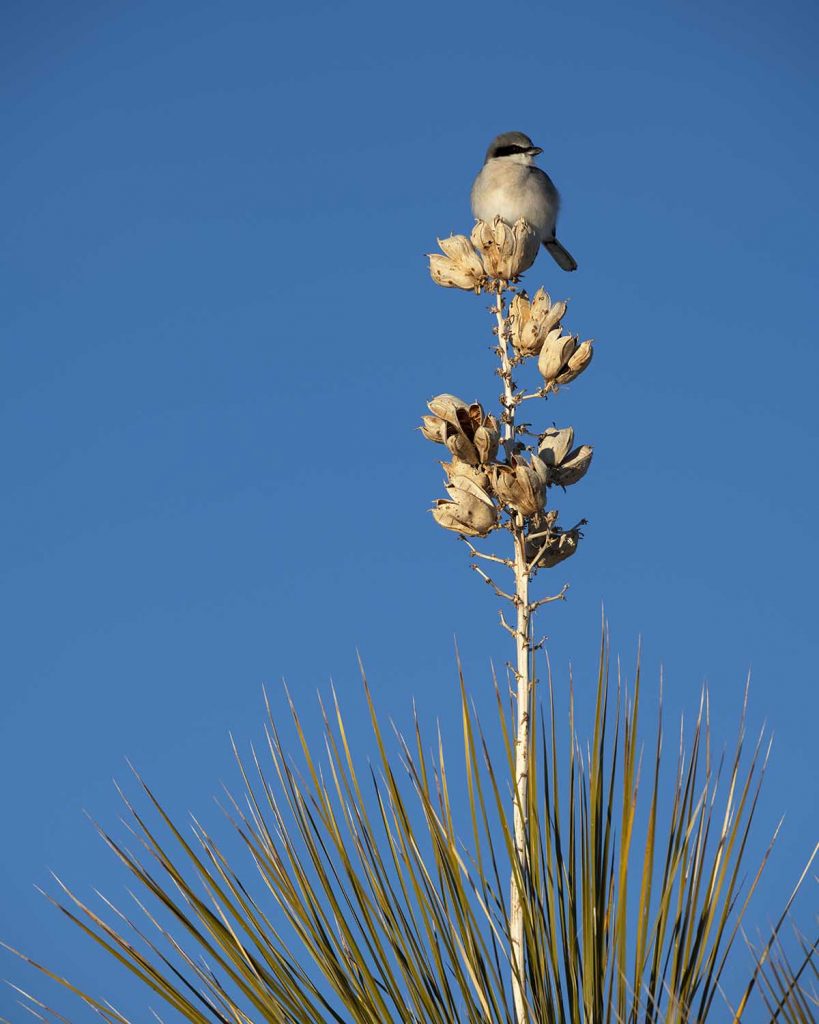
[470,563,515,603]
[530,584,571,612]
[517,385,553,403]
[460,536,514,568]
[498,610,517,639]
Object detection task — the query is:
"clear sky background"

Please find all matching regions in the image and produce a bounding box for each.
[2,0,817,1018]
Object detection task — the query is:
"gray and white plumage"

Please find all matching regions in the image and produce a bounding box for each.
[471,131,577,272]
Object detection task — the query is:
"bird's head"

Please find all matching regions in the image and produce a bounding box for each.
[484,131,543,165]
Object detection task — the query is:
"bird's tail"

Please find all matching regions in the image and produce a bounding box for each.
[543,238,578,272]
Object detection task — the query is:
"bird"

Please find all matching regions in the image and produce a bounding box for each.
[471,131,577,272]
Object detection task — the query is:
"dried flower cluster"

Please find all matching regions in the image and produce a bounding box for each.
[429,216,540,291]
[423,218,593,567]
[421,395,500,465]
[422,392,590,551]
[429,223,593,394]
[509,287,594,391]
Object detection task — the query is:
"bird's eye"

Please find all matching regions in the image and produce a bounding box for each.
[493,145,526,158]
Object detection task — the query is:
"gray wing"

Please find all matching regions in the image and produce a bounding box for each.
[530,167,577,270]
[529,166,561,226]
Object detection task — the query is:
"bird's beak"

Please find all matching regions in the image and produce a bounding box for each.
[527,146,543,156]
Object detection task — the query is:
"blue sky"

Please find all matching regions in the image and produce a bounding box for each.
[1,0,817,1017]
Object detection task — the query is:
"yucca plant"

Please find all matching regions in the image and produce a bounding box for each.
[5,218,816,1023]
[6,654,814,1023]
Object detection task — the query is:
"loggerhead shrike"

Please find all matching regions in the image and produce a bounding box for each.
[471,131,577,272]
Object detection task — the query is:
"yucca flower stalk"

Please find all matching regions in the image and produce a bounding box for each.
[426,217,594,1024]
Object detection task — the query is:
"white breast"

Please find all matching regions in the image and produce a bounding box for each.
[471,161,556,241]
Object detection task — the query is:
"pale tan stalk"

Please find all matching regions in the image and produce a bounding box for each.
[495,281,532,1024]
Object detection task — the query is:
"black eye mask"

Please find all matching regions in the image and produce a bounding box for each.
[491,145,528,158]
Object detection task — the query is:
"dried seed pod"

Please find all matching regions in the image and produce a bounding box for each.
[420,414,448,444]
[525,513,582,568]
[538,426,575,467]
[428,235,486,292]
[490,456,545,517]
[463,403,483,432]
[471,218,512,273]
[550,445,593,487]
[530,454,551,489]
[535,427,593,487]
[554,340,594,385]
[528,528,581,568]
[471,217,540,280]
[428,255,480,291]
[427,393,468,425]
[437,235,480,264]
[537,328,578,382]
[473,414,500,463]
[511,288,569,358]
[432,478,498,537]
[445,430,480,465]
[509,294,537,356]
[442,458,490,490]
[530,289,567,335]
[453,475,495,505]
